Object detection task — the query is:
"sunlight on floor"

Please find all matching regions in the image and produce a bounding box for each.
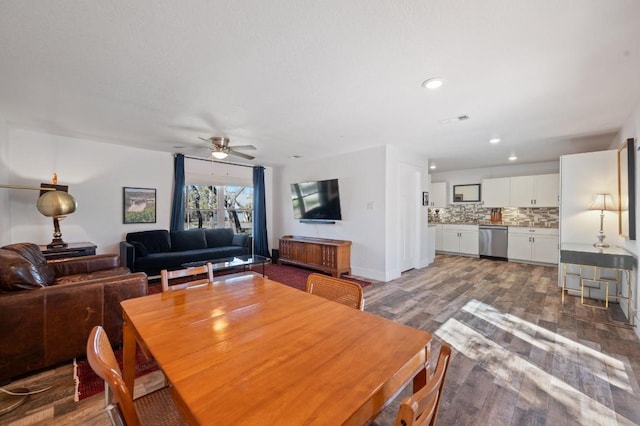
[461,299,632,392]
[436,299,637,426]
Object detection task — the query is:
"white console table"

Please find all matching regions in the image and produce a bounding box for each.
[560,243,635,326]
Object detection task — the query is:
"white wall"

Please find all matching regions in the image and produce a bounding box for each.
[274,145,429,281]
[3,128,173,254]
[0,115,9,244]
[616,99,640,332]
[559,150,620,247]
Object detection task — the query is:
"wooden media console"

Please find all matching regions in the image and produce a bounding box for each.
[278,235,352,277]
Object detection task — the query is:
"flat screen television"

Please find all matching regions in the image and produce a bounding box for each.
[290,178,342,221]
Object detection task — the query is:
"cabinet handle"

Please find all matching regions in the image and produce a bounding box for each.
[528,237,531,242]
[532,237,535,243]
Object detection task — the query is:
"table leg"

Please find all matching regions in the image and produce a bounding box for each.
[413,345,431,393]
[122,316,136,396]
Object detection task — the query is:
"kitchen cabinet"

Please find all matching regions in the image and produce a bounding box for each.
[441,224,478,256]
[481,177,510,207]
[429,182,447,207]
[434,224,443,251]
[509,174,559,207]
[427,225,436,264]
[508,227,559,264]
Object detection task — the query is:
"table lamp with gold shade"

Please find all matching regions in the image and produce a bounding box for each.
[589,193,617,248]
[36,189,77,248]
[0,176,77,249]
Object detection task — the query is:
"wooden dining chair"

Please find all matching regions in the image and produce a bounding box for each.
[86,326,187,426]
[160,263,214,292]
[305,273,365,310]
[394,344,452,426]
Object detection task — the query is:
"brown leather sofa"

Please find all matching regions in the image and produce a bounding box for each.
[0,242,148,382]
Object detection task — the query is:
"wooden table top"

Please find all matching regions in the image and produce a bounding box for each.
[121,274,432,425]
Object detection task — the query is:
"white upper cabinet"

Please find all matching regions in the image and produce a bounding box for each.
[481,177,510,207]
[509,174,559,207]
[429,182,447,207]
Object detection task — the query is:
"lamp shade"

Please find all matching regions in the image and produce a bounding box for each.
[36,191,77,217]
[589,193,617,211]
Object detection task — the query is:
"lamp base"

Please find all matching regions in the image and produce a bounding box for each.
[47,238,68,249]
[593,232,609,248]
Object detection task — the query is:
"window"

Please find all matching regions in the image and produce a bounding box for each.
[185,184,253,234]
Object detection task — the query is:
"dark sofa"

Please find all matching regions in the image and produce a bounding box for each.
[0,242,148,382]
[120,228,252,276]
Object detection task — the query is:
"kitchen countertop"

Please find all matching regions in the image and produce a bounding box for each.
[428,220,558,229]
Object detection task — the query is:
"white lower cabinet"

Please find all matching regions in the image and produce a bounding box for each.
[435,224,443,252]
[441,225,479,256]
[508,227,558,264]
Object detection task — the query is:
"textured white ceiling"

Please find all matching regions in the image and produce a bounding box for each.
[0,0,639,171]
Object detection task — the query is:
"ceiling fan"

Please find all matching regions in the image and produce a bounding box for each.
[176,137,256,160]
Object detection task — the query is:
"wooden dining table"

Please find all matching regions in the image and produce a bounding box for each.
[121,274,432,425]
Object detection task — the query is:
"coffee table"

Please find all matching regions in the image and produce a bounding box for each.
[183,254,271,277]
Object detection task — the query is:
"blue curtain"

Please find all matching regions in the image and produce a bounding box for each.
[253,166,269,257]
[170,154,185,231]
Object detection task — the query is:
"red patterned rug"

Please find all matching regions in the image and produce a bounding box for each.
[75,263,371,400]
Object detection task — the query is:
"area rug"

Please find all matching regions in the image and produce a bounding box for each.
[76,264,371,400]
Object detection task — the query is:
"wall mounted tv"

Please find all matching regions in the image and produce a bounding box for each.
[290,178,342,222]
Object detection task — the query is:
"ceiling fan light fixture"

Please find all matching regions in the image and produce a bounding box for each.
[212,150,228,160]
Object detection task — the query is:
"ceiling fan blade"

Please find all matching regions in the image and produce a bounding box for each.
[229,145,256,150]
[173,144,209,150]
[229,150,255,160]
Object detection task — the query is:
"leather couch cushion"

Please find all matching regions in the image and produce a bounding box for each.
[2,242,55,285]
[0,249,49,291]
[205,228,234,247]
[171,229,207,252]
[126,230,171,254]
[52,267,132,285]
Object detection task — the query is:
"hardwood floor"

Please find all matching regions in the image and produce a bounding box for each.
[3,254,640,425]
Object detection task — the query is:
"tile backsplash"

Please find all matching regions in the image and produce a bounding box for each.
[428,205,559,227]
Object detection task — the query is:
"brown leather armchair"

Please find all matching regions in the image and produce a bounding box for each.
[0,243,148,382]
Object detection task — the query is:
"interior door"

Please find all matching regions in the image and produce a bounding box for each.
[398,165,418,272]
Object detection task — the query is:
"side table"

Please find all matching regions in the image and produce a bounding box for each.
[560,243,635,326]
[39,242,97,260]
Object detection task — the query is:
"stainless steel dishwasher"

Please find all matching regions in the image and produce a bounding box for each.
[479,225,508,260]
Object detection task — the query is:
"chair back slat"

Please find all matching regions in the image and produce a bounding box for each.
[160,263,214,292]
[86,326,140,426]
[305,273,364,310]
[394,344,452,426]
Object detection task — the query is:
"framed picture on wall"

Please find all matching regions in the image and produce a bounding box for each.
[123,187,157,224]
[618,138,636,240]
[422,192,429,206]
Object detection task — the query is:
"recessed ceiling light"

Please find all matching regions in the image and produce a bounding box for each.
[422,78,443,90]
[429,165,437,170]
[508,155,517,161]
[489,138,501,144]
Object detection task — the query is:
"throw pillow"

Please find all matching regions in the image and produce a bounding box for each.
[1,242,55,285]
[0,249,49,291]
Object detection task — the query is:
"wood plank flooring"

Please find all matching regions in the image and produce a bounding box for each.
[3,254,640,425]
